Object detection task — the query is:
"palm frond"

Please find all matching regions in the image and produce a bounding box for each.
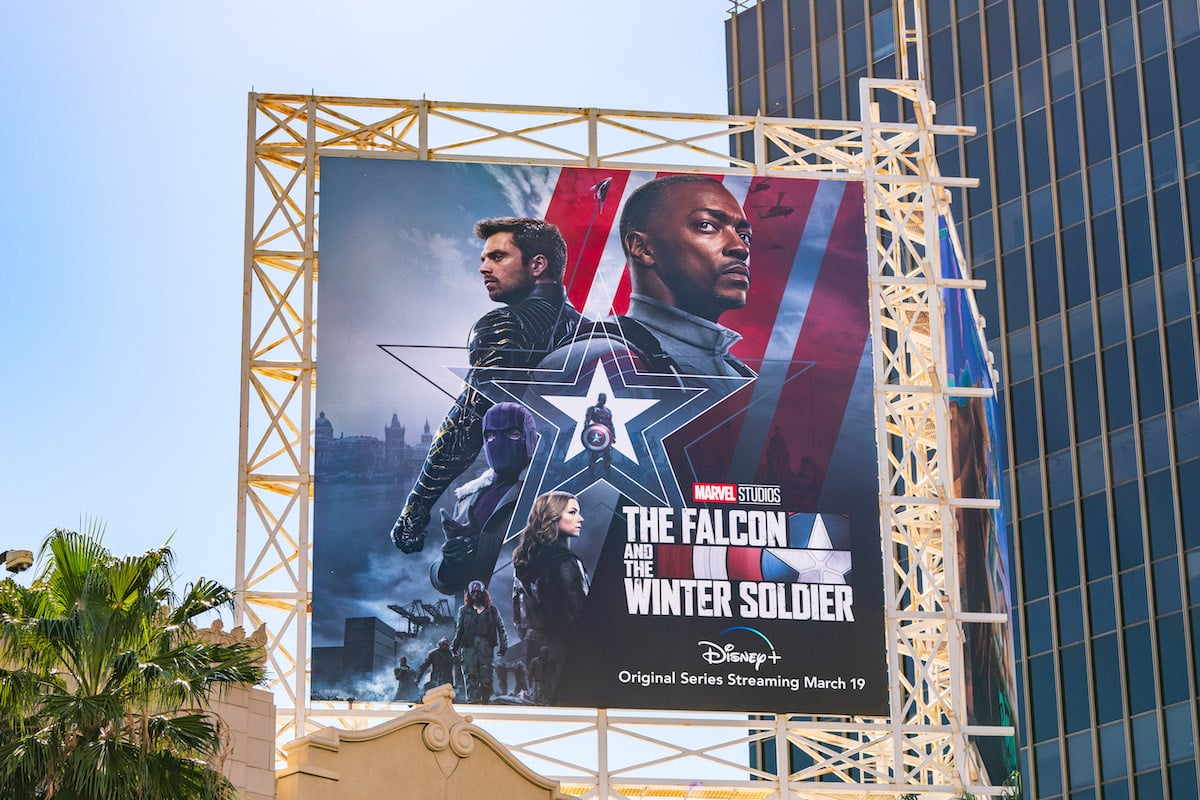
[0,526,266,800]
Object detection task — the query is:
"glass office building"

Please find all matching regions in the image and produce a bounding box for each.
[726,2,1200,798]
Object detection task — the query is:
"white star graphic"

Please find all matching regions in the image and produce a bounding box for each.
[767,515,852,584]
[541,366,658,463]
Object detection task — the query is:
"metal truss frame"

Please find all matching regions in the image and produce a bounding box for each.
[236,12,1011,794]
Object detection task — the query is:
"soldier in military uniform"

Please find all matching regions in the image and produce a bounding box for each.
[393,656,418,702]
[452,580,509,704]
[416,637,455,695]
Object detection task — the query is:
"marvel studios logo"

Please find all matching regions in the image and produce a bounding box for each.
[692,483,782,505]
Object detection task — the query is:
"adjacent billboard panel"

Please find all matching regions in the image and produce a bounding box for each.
[311,158,887,715]
[942,219,1020,784]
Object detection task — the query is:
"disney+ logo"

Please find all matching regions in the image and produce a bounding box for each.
[697,626,782,671]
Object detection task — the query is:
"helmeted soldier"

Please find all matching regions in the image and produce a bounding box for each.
[393,656,418,702]
[452,580,509,704]
[416,637,455,695]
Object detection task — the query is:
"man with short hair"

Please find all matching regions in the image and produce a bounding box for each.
[542,175,755,379]
[391,218,584,554]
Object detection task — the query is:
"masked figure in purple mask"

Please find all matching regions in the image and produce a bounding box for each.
[428,401,538,595]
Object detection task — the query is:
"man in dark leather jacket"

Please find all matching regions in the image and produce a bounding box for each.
[391,217,584,554]
[428,402,537,595]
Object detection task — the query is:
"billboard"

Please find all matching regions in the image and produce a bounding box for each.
[942,219,1020,784]
[311,158,887,715]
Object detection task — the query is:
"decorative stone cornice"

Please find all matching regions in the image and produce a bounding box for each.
[196,619,269,666]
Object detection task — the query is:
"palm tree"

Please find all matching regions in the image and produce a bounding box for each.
[0,527,266,800]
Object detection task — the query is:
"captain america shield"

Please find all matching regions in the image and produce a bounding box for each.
[581,423,614,451]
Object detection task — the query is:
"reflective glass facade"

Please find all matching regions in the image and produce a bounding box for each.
[727,2,1200,797]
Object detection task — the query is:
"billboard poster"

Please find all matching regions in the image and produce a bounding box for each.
[942,219,1020,784]
[311,157,887,715]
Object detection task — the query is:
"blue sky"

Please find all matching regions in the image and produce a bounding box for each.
[0,1,731,587]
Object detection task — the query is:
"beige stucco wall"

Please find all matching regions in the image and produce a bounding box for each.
[277,685,567,800]
[212,681,277,800]
[198,621,276,800]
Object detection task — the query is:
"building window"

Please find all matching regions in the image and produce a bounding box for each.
[1093,634,1124,724]
[1131,710,1162,772]
[1062,644,1092,734]
[1087,574,1115,631]
[1043,368,1071,453]
[1123,623,1155,714]
[1038,313,1064,366]
[1134,332,1166,418]
[1058,588,1085,644]
[1068,728,1096,788]
[1112,69,1143,152]
[1113,480,1144,568]
[1088,158,1116,213]
[1121,568,1150,624]
[1036,739,1064,798]
[786,0,810,54]
[1068,302,1095,357]
[1167,321,1199,406]
[1049,47,1075,100]
[1078,33,1106,88]
[1153,184,1186,267]
[1014,1,1040,64]
[992,73,1016,127]
[1180,39,1200,123]
[1144,55,1175,138]
[1110,424,1139,486]
[1072,355,1102,441]
[1052,504,1082,587]
[1139,5,1168,59]
[1119,146,1147,199]
[1109,18,1136,73]
[1123,203,1154,284]
[1164,702,1196,763]
[1078,437,1106,497]
[762,0,784,66]
[1099,720,1129,779]
[1075,0,1101,38]
[871,8,894,61]
[1023,514,1051,598]
[1177,406,1200,466]
[1142,415,1171,474]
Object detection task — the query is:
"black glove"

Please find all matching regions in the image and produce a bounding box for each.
[391,506,430,554]
[440,509,477,563]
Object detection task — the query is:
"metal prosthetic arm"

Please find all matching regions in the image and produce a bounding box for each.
[390,386,486,553]
[391,308,527,553]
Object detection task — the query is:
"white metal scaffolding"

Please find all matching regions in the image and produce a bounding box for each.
[235,30,1014,794]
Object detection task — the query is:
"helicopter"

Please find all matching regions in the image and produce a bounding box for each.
[747,190,796,220]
